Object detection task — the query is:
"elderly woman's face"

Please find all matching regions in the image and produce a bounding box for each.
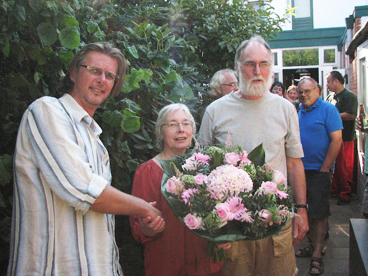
[161,109,193,154]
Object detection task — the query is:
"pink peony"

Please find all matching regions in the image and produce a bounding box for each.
[183,213,202,229]
[215,203,231,222]
[194,174,208,185]
[181,188,199,205]
[273,170,286,187]
[224,152,241,166]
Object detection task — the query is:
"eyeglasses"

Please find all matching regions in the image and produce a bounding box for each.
[241,61,272,71]
[298,88,317,95]
[162,122,193,130]
[80,65,119,81]
[221,82,238,87]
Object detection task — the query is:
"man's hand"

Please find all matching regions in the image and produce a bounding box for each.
[292,208,309,245]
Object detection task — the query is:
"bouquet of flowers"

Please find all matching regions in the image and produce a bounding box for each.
[159,143,294,262]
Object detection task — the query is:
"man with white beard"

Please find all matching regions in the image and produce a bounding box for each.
[198,35,309,276]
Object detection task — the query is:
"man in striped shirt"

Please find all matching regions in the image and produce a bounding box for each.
[8,42,164,276]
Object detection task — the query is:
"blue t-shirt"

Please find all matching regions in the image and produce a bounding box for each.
[299,97,343,170]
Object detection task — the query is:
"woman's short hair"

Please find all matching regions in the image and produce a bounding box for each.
[155,103,196,150]
[59,42,127,108]
[271,81,286,94]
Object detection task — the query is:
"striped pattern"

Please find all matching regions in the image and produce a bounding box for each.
[8,94,123,276]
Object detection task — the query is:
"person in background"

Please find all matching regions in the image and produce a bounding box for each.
[208,69,239,99]
[326,71,358,205]
[270,81,286,97]
[287,84,299,102]
[7,42,163,276]
[198,35,308,276]
[130,103,225,276]
[296,77,342,275]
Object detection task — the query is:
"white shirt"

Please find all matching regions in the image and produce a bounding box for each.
[8,94,123,276]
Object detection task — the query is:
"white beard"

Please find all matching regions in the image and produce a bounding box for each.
[239,74,272,97]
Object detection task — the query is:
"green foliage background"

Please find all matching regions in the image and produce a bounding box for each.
[0,0,286,274]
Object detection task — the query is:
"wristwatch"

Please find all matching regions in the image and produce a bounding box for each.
[295,204,309,210]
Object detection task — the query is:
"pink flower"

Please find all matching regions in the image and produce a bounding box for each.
[258,209,272,225]
[181,188,199,205]
[239,150,252,164]
[182,152,211,171]
[194,174,208,185]
[166,176,184,196]
[224,152,240,166]
[183,213,202,229]
[238,210,254,223]
[215,203,231,222]
[257,181,289,200]
[226,197,246,221]
[273,170,286,187]
[193,152,211,164]
[207,165,253,201]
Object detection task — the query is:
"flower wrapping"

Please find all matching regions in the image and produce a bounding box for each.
[159,144,294,262]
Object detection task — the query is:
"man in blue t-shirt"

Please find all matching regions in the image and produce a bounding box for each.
[296,77,343,275]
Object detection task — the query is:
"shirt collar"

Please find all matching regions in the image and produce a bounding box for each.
[60,94,102,135]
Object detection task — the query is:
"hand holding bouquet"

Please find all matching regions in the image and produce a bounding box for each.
[159,144,294,262]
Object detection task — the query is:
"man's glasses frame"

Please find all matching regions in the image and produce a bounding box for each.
[80,65,119,81]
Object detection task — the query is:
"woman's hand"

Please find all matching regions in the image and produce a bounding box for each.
[139,201,165,237]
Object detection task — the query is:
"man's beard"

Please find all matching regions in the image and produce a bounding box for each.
[239,74,272,97]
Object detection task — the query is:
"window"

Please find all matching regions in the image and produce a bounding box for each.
[323,49,336,64]
[292,0,313,30]
[283,48,318,67]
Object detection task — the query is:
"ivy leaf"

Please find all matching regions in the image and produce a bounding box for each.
[59,26,80,50]
[37,22,58,47]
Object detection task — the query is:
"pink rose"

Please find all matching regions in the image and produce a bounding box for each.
[273,170,286,187]
[165,176,184,195]
[224,152,240,166]
[215,203,231,222]
[194,174,208,185]
[259,209,272,225]
[183,213,202,229]
[166,177,178,194]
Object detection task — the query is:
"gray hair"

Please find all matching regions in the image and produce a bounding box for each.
[234,35,273,65]
[208,69,237,97]
[60,42,127,108]
[154,103,196,150]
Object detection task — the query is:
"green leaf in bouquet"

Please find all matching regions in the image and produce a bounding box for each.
[158,158,182,177]
[248,143,265,167]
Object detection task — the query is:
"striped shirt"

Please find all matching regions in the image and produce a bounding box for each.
[8,94,123,276]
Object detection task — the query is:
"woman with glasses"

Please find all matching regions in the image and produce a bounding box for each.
[129,103,225,276]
